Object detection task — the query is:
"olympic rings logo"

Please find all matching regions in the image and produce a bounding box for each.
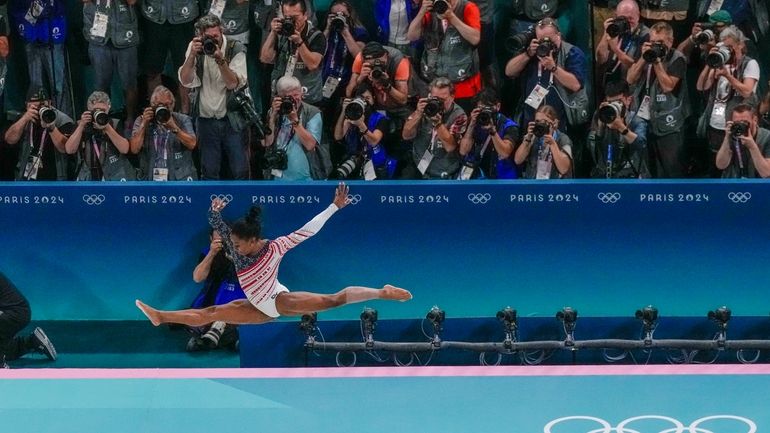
[210,194,233,204]
[467,193,491,204]
[597,192,621,204]
[347,194,362,205]
[82,194,106,205]
[727,192,751,203]
[544,415,756,433]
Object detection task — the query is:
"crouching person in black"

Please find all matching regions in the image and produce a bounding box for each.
[0,272,56,368]
[588,80,650,178]
[332,83,395,180]
[458,88,518,179]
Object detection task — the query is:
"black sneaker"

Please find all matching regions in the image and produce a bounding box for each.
[32,327,57,361]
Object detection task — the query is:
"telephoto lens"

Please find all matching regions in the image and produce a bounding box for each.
[432,0,449,14]
[532,120,550,138]
[344,98,366,121]
[694,29,714,45]
[506,26,536,53]
[598,101,624,124]
[154,106,171,124]
[279,97,295,115]
[423,97,443,118]
[706,43,732,69]
[39,107,57,125]
[329,12,346,32]
[92,110,110,127]
[370,60,385,80]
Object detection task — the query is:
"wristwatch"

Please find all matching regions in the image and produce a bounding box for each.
[620,128,629,136]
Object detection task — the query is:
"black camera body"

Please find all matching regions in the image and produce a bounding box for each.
[344,98,367,121]
[507,26,536,53]
[423,97,443,118]
[532,120,550,138]
[643,41,668,63]
[477,106,496,126]
[279,97,296,115]
[201,35,218,56]
[370,59,386,80]
[280,18,296,37]
[731,121,750,138]
[154,106,171,124]
[536,37,556,57]
[598,101,625,124]
[39,106,57,125]
[607,16,630,38]
[231,86,269,138]
[264,147,289,171]
[329,12,348,32]
[432,0,449,15]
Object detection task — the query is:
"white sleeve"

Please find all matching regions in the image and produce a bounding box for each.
[273,204,339,254]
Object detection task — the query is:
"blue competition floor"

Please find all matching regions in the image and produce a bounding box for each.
[0,365,765,433]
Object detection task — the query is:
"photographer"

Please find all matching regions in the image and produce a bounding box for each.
[260,0,326,106]
[65,91,135,181]
[514,105,573,179]
[333,83,394,180]
[407,0,481,112]
[130,85,198,181]
[588,80,650,178]
[627,21,689,178]
[401,77,467,179]
[695,26,759,177]
[676,11,731,62]
[458,88,518,179]
[82,0,140,131]
[261,76,329,181]
[504,17,587,130]
[1,272,57,368]
[346,42,411,115]
[715,104,770,178]
[595,0,649,99]
[321,0,368,105]
[4,89,74,181]
[140,0,199,113]
[179,14,248,180]
[186,229,244,352]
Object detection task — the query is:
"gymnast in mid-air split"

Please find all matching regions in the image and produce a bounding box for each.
[136,183,412,327]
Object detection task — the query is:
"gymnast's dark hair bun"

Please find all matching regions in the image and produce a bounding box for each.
[245,206,262,223]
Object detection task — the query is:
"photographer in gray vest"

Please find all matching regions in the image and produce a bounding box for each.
[179,14,248,179]
[696,25,759,177]
[82,0,140,133]
[260,0,326,106]
[715,103,770,178]
[130,85,198,181]
[627,21,689,178]
[140,0,200,113]
[595,0,650,101]
[401,76,468,179]
[4,89,74,181]
[407,0,481,112]
[65,91,136,181]
[261,76,328,181]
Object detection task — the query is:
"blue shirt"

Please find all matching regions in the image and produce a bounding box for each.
[275,112,323,181]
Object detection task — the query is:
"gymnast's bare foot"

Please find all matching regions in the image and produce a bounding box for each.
[135,300,162,326]
[380,285,412,301]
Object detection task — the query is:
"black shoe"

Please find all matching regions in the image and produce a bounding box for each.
[186,336,207,352]
[32,327,57,361]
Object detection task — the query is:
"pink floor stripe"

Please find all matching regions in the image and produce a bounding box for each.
[3,364,770,379]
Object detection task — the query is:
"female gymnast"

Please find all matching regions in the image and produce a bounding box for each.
[136,183,411,327]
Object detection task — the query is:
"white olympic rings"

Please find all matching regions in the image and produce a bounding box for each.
[82,194,106,205]
[467,193,491,204]
[544,415,756,433]
[727,192,751,203]
[597,192,621,204]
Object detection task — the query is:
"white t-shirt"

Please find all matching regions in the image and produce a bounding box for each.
[388,0,411,46]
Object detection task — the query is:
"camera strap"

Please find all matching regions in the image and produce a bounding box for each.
[22,124,48,180]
